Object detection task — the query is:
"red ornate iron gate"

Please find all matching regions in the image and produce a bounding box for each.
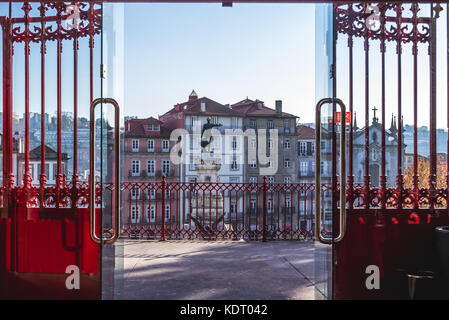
[333,3,449,299]
[0,2,101,281]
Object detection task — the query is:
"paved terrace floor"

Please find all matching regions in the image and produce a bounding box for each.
[111,240,325,300]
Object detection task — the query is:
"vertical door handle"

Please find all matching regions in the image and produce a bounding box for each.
[315,98,347,244]
[90,98,121,244]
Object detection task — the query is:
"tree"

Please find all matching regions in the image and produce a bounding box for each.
[403,157,447,189]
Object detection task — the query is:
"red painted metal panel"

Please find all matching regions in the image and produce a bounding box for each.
[335,210,449,299]
[15,208,99,274]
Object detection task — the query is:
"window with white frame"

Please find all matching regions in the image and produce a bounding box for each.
[249,119,257,129]
[249,159,257,168]
[250,199,256,209]
[267,120,274,129]
[147,205,155,222]
[267,176,274,183]
[268,139,273,149]
[189,153,195,171]
[131,139,139,152]
[300,161,308,175]
[249,177,257,184]
[231,156,238,170]
[231,117,238,129]
[165,205,170,221]
[131,188,141,200]
[284,177,291,184]
[211,116,218,124]
[284,119,290,133]
[147,139,154,152]
[284,158,291,168]
[267,199,272,212]
[131,160,140,176]
[153,125,160,131]
[149,189,156,199]
[286,199,291,208]
[267,160,273,168]
[299,141,306,155]
[147,160,155,175]
[162,160,170,175]
[162,140,170,152]
[130,205,141,223]
[232,136,237,150]
[284,138,291,150]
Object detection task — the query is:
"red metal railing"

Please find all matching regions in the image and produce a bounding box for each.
[120,177,324,241]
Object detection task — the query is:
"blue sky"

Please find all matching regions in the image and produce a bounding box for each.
[121,3,316,121]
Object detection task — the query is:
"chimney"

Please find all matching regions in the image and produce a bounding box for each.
[189,90,198,102]
[275,100,282,115]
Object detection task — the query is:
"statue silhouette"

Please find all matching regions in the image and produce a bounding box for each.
[201,118,222,149]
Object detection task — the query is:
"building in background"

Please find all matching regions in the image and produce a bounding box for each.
[231,98,297,227]
[123,116,178,227]
[296,125,315,183]
[160,90,245,220]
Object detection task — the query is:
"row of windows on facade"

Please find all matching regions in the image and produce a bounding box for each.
[129,198,297,223]
[189,136,293,151]
[130,159,171,176]
[189,117,293,131]
[25,162,67,182]
[130,139,170,152]
[248,119,293,132]
[131,137,294,153]
[129,159,318,178]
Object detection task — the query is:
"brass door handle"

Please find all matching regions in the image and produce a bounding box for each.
[89,98,120,244]
[315,98,347,244]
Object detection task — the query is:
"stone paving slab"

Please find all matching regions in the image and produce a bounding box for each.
[113,240,323,300]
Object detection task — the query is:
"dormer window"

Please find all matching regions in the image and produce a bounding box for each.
[146,124,160,131]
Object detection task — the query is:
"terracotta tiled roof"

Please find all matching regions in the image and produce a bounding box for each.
[182,97,241,116]
[296,125,315,139]
[125,123,172,138]
[231,98,296,118]
[29,145,69,160]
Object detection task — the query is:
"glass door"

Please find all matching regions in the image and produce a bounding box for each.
[314,3,346,300]
[100,1,340,300]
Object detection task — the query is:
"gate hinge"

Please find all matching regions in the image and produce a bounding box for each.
[100,64,107,79]
[329,63,335,79]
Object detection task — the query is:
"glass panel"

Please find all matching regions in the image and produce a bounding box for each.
[102,1,333,301]
[314,3,335,300]
[100,2,125,300]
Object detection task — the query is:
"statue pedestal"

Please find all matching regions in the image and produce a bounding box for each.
[190,156,228,232]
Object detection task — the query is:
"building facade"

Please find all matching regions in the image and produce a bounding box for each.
[123,116,178,229]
